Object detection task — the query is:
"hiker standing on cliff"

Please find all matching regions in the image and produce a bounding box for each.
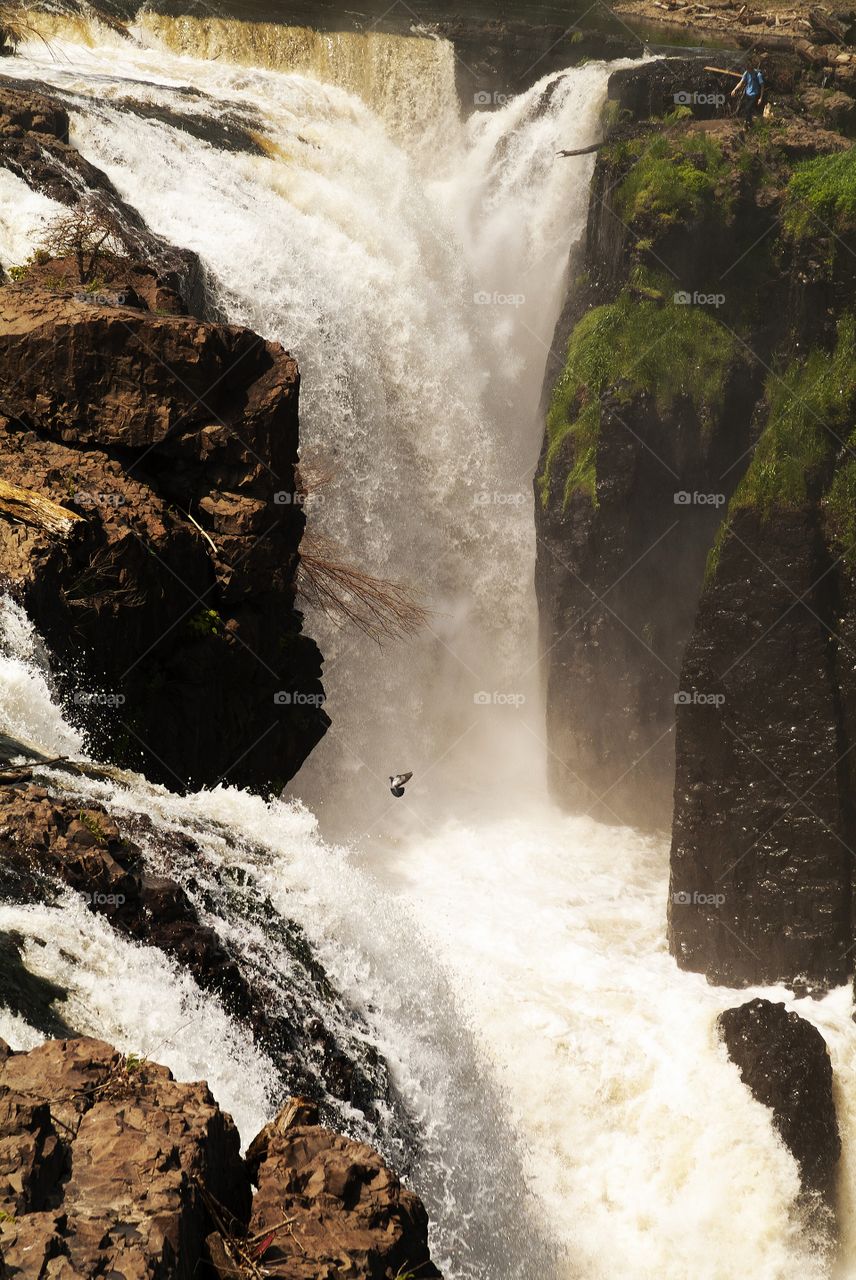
[732,60,764,126]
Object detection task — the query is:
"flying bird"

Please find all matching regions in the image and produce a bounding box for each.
[389,772,413,798]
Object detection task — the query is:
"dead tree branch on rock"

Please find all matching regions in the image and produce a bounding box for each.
[39,196,133,285]
[297,534,427,643]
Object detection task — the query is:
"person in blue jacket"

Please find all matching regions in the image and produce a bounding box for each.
[732,61,765,126]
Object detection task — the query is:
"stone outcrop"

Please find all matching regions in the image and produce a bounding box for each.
[0,1038,442,1279]
[535,109,767,828]
[245,1099,442,1279]
[719,999,840,1213]
[0,83,327,792]
[669,504,855,986]
[0,85,206,310]
[0,281,326,791]
[0,1036,250,1278]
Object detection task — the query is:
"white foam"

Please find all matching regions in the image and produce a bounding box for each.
[0,169,63,271]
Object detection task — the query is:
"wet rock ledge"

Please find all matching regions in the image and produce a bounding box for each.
[0,1036,441,1278]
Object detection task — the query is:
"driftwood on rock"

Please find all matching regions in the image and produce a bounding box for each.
[809,6,850,43]
[557,141,606,157]
[0,729,124,787]
[0,478,82,537]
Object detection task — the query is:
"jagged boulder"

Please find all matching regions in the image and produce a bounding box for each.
[0,1037,249,1278]
[0,1041,442,1279]
[718,999,841,1208]
[0,284,327,790]
[245,1098,442,1279]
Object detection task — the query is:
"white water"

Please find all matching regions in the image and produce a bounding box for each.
[3,17,856,1280]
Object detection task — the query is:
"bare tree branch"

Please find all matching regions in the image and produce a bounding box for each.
[297,533,428,644]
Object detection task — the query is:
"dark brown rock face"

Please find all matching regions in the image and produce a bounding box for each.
[245,1099,442,1280]
[538,58,856,984]
[0,1036,249,1278]
[535,378,755,829]
[669,507,854,986]
[0,285,327,790]
[719,999,841,1211]
[0,1042,441,1280]
[535,107,765,830]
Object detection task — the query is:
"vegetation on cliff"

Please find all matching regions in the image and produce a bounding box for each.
[706,316,856,578]
[540,289,735,507]
[610,128,731,227]
[784,147,856,239]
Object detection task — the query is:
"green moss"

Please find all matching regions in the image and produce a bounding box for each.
[784,148,856,240]
[614,130,730,227]
[540,292,736,508]
[731,316,856,516]
[78,810,108,845]
[186,607,223,638]
[707,316,856,581]
[600,98,622,136]
[824,456,856,565]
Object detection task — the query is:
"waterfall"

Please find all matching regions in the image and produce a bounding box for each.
[3,15,856,1280]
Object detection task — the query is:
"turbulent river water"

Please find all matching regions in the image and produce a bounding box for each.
[3,11,856,1279]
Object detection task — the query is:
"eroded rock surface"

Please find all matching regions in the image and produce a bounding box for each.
[0,1036,249,1278]
[0,1041,441,1280]
[0,282,326,790]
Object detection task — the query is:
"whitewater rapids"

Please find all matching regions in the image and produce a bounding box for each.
[2,14,856,1279]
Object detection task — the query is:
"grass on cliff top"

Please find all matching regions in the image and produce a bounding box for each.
[611,130,730,228]
[783,148,856,240]
[540,289,736,509]
[706,315,856,579]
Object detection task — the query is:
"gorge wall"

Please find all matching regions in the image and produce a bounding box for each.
[536,54,856,987]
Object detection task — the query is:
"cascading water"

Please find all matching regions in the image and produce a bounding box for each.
[4,13,856,1279]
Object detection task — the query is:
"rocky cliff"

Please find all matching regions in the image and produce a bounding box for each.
[0,88,327,793]
[536,53,856,985]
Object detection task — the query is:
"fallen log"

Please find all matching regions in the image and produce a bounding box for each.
[0,730,126,787]
[557,141,606,157]
[0,478,82,538]
[809,5,849,43]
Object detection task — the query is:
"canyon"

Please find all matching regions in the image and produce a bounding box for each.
[0,3,855,1278]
